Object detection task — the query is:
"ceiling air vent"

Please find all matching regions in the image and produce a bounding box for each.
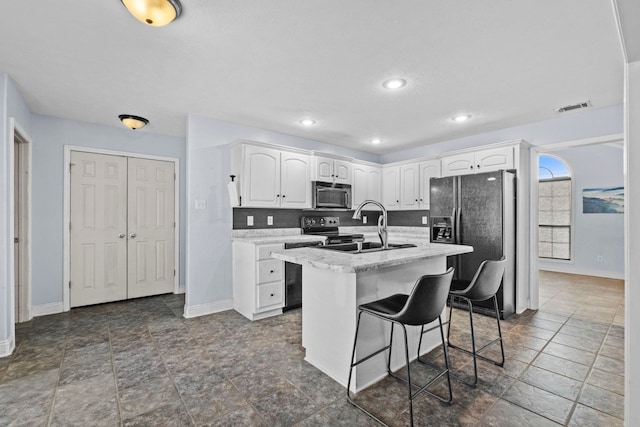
[555,101,592,113]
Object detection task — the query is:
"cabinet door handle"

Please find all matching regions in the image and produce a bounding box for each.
[270,270,274,273]
[477,164,480,169]
[118,233,125,238]
[470,165,474,169]
[276,194,280,197]
[270,293,275,297]
[129,233,136,239]
[282,194,286,198]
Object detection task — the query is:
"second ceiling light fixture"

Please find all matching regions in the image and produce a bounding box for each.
[121,0,182,27]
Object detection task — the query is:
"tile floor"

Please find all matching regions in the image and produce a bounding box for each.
[0,271,624,426]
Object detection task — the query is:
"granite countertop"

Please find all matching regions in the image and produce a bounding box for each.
[270,243,472,273]
[232,226,431,245]
[232,229,326,244]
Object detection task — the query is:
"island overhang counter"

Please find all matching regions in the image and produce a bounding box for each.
[270,242,473,392]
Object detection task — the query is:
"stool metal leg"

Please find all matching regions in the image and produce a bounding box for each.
[447,294,506,387]
[492,295,505,366]
[346,310,388,426]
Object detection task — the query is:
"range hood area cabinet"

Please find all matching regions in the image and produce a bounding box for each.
[231,143,312,208]
[314,155,352,185]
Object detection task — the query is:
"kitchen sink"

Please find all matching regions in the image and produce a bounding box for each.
[315,242,417,254]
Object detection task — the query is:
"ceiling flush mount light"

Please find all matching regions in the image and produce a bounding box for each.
[452,114,471,123]
[300,118,316,126]
[121,0,182,27]
[119,114,149,130]
[382,78,407,90]
[371,138,382,145]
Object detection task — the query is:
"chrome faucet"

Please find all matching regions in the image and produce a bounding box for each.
[352,200,388,249]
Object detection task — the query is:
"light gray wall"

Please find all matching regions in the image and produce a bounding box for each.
[381,104,623,163]
[538,145,624,277]
[30,115,186,306]
[185,115,378,310]
[625,58,640,426]
[1,73,33,352]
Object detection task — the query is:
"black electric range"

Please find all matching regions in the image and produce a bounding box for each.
[301,216,364,245]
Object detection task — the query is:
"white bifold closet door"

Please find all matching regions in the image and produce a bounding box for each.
[70,151,175,307]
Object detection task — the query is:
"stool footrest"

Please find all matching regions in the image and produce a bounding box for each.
[448,337,504,367]
[350,344,392,369]
[389,368,453,404]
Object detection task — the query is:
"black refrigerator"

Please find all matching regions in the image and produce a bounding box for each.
[430,170,516,319]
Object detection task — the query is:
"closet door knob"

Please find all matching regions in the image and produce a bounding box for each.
[129,233,137,239]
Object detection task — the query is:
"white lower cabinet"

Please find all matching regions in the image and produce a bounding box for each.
[233,241,284,320]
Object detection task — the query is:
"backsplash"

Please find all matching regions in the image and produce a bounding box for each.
[233,208,429,230]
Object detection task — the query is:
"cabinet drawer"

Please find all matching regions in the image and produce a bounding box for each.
[256,282,283,309]
[257,259,283,283]
[256,243,283,260]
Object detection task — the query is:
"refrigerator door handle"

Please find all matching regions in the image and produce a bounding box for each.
[455,207,462,244]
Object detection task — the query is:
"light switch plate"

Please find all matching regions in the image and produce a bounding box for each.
[247,216,254,226]
[267,216,273,226]
[422,216,428,225]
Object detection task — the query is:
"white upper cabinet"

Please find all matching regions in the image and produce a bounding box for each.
[382,160,441,210]
[242,145,281,207]
[442,146,514,176]
[419,160,441,209]
[400,163,420,209]
[280,152,313,208]
[352,163,382,208]
[382,166,401,209]
[241,145,311,208]
[315,156,352,185]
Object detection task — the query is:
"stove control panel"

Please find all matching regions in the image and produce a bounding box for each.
[301,216,340,229]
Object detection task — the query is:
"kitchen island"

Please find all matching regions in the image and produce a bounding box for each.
[271,242,472,392]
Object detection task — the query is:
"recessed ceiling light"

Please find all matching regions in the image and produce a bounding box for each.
[382,78,407,90]
[371,138,382,145]
[300,119,316,126]
[452,114,471,123]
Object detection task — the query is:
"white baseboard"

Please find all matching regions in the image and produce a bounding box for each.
[540,266,624,280]
[183,299,234,318]
[0,335,15,358]
[32,301,65,317]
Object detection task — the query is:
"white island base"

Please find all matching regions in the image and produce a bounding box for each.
[302,256,447,393]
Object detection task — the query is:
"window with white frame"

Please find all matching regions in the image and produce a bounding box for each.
[538,155,572,260]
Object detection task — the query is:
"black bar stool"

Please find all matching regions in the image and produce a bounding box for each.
[447,257,506,387]
[347,267,454,426]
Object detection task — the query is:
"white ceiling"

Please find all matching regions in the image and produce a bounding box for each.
[0,1,625,154]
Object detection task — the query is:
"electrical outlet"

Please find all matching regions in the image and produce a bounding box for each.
[247,216,254,227]
[597,255,603,262]
[422,216,428,225]
[362,216,367,224]
[267,216,274,226]
[195,199,207,210]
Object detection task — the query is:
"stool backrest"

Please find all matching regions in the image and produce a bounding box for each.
[392,267,454,326]
[461,257,506,301]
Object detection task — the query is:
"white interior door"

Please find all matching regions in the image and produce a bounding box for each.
[70,152,128,307]
[127,157,175,299]
[70,152,175,307]
[14,140,20,319]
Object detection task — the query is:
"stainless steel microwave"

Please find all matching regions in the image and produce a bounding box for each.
[312,181,351,209]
